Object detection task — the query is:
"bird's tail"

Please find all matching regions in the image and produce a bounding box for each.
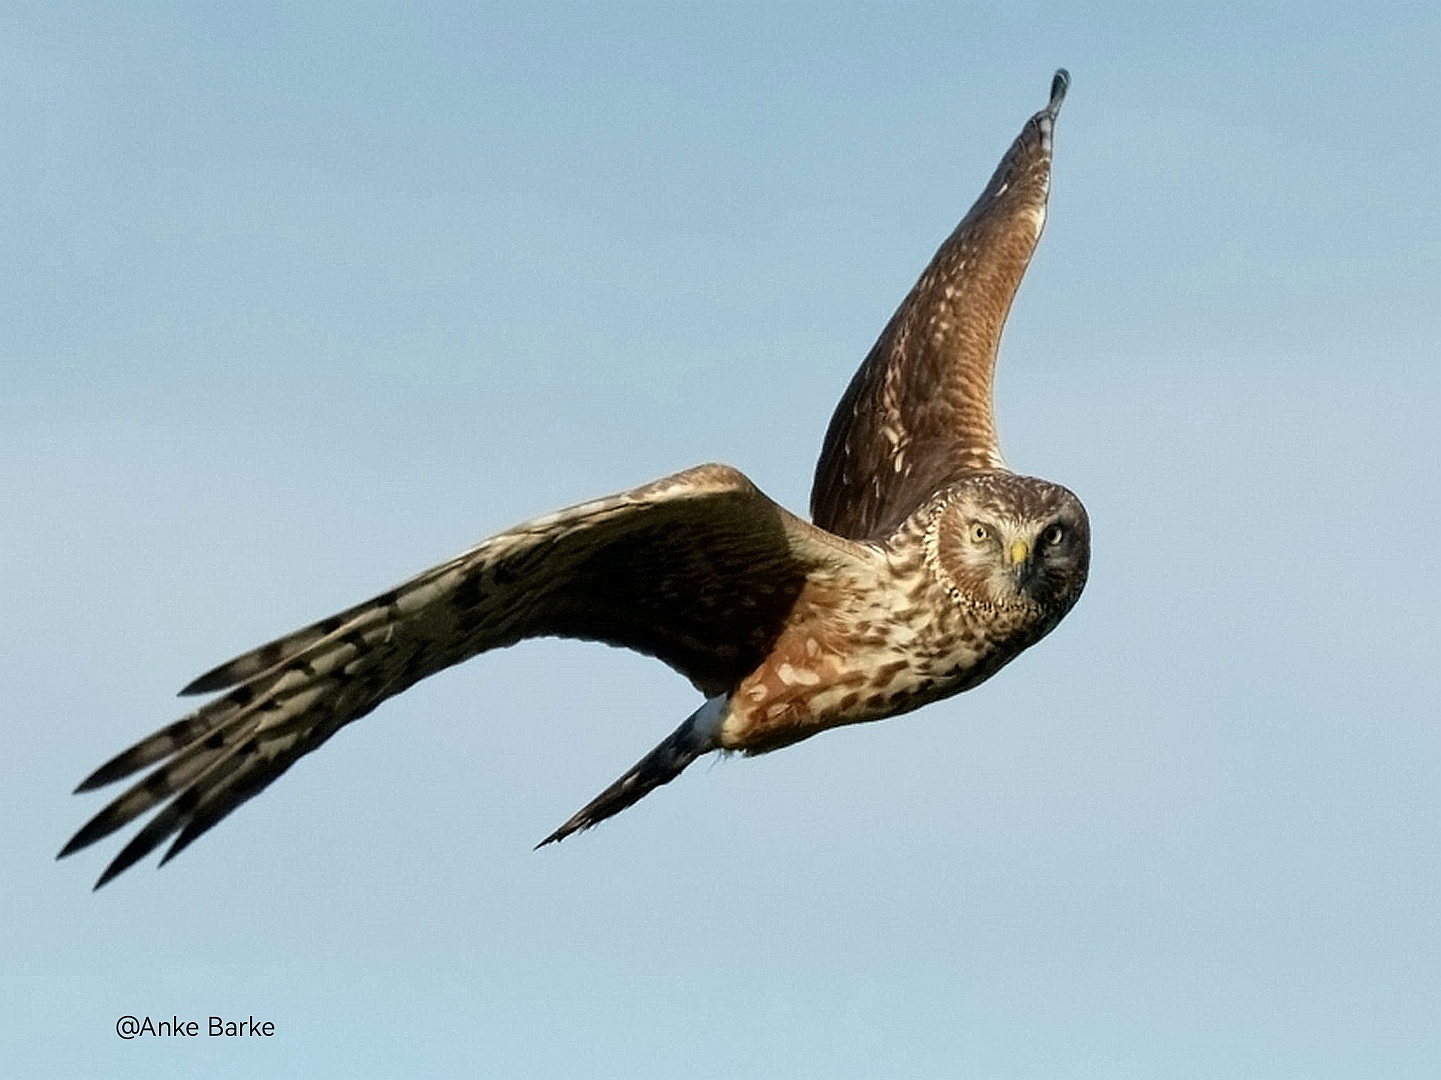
[536,696,729,847]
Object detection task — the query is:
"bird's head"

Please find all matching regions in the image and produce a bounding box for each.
[930,472,1090,617]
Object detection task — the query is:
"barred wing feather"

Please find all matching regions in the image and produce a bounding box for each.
[60,463,864,887]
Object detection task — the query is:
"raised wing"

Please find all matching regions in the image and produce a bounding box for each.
[811,70,1069,541]
[60,463,870,887]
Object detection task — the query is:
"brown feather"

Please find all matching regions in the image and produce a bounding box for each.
[811,70,1068,540]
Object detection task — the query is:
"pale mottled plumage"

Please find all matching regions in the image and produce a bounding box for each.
[62,71,1089,888]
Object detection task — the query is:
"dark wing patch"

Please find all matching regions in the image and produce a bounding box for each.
[60,463,870,886]
[810,70,1068,541]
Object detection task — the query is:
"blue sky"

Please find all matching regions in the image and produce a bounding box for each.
[3,3,1438,1077]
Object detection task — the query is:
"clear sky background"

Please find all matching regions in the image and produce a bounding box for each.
[3,2,1438,1076]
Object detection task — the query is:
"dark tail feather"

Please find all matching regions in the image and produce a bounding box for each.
[536,699,725,848]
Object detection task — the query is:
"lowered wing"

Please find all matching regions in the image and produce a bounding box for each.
[60,463,870,887]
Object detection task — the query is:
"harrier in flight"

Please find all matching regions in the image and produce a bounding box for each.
[63,71,1089,888]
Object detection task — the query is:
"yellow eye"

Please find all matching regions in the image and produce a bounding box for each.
[1043,523,1065,547]
[969,523,989,544]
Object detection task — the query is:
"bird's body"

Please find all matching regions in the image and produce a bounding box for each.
[63,71,1090,887]
[722,475,1081,755]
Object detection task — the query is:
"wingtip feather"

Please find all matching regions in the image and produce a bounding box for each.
[57,827,96,861]
[179,668,233,697]
[74,754,141,794]
[73,710,225,794]
[1049,69,1070,113]
[158,811,220,868]
[92,838,154,890]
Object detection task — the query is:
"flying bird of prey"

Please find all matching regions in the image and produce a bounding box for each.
[62,70,1089,888]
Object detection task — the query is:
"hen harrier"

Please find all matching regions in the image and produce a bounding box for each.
[62,70,1088,888]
